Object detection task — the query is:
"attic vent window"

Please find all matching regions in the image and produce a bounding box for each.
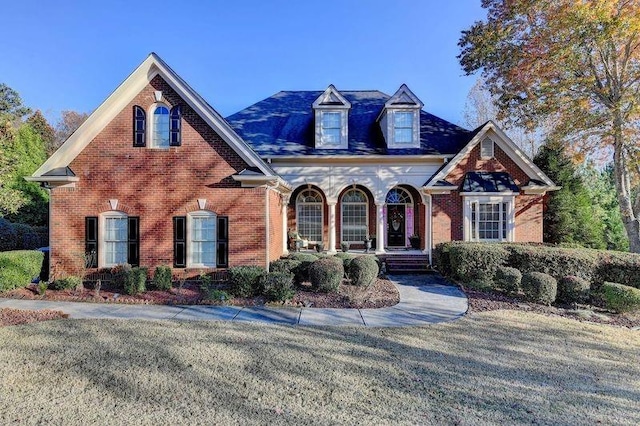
[481,138,494,159]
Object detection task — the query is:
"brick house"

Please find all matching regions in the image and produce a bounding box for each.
[28,53,557,278]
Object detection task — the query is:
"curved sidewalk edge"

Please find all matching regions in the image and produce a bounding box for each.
[0,274,468,328]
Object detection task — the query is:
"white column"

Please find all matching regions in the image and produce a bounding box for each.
[376,203,385,254]
[328,202,337,254]
[423,195,432,262]
[282,197,289,255]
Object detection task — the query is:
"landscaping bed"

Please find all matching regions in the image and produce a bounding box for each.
[0,308,67,327]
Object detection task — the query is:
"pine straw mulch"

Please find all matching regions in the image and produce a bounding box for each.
[0,308,68,327]
[465,287,640,329]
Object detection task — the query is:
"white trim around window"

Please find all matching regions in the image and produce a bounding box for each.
[463,195,515,242]
[387,109,420,148]
[99,211,128,268]
[340,189,369,243]
[296,189,324,243]
[314,109,348,149]
[187,210,217,268]
[149,103,170,148]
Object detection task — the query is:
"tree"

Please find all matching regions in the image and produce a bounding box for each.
[0,83,31,120]
[463,77,545,157]
[459,0,640,252]
[52,110,88,152]
[27,110,55,155]
[534,141,606,249]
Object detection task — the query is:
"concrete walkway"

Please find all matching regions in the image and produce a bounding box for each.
[0,274,468,327]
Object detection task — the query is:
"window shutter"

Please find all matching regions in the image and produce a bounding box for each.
[133,106,146,147]
[216,216,229,268]
[173,216,186,268]
[127,217,140,266]
[85,217,98,268]
[170,105,181,146]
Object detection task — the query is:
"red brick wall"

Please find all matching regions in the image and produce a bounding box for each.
[50,75,278,277]
[431,141,544,247]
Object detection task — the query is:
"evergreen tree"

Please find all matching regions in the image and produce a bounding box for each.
[534,141,606,248]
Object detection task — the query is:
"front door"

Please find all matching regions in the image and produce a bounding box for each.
[387,205,406,247]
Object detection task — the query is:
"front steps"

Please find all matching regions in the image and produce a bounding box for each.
[378,254,433,274]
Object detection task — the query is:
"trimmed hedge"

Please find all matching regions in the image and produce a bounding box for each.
[152,265,173,290]
[0,250,44,291]
[435,242,640,289]
[124,267,148,296]
[334,252,357,277]
[495,266,521,294]
[557,276,590,305]
[598,282,640,313]
[286,253,318,284]
[348,256,378,287]
[261,272,295,302]
[228,266,265,297]
[52,276,82,290]
[521,272,557,305]
[269,259,301,276]
[448,243,509,283]
[309,257,344,293]
[0,218,48,251]
[110,263,133,289]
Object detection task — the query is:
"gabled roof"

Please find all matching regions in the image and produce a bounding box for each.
[461,172,519,193]
[32,53,276,179]
[384,84,424,109]
[226,90,471,157]
[424,121,557,189]
[313,85,351,109]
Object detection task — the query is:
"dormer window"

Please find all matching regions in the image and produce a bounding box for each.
[313,85,351,149]
[378,84,423,149]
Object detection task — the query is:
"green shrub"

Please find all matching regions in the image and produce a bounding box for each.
[449,243,509,283]
[228,266,265,297]
[521,272,557,305]
[110,263,132,289]
[464,280,494,291]
[309,257,344,293]
[269,259,301,275]
[595,252,640,289]
[557,276,591,305]
[0,250,44,291]
[334,252,357,277]
[123,267,148,295]
[52,276,82,290]
[495,266,522,294]
[287,253,318,284]
[505,245,598,282]
[202,288,230,302]
[598,282,640,313]
[348,256,378,287]
[0,219,18,252]
[433,243,453,276]
[261,272,295,302]
[151,265,173,290]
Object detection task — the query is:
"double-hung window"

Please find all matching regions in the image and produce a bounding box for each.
[86,214,140,268]
[173,213,229,268]
[393,111,414,144]
[320,112,342,145]
[464,197,514,242]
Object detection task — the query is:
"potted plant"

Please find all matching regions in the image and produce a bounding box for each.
[340,241,350,252]
[409,234,421,249]
[315,243,324,253]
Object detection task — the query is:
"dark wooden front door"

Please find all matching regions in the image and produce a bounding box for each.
[387,205,406,246]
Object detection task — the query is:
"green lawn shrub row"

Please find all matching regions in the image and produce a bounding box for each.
[228,266,265,297]
[151,265,173,290]
[0,250,45,291]
[598,282,640,313]
[348,256,379,287]
[435,242,640,289]
[0,218,48,252]
[309,257,344,293]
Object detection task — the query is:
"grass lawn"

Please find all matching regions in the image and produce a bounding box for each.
[1,311,638,425]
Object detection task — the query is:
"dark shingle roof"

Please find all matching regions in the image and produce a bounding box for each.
[462,172,519,193]
[42,166,75,177]
[225,91,473,156]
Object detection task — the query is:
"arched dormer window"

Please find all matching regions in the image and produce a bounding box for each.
[147,104,182,149]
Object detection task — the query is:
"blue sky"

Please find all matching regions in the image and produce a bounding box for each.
[2,1,486,127]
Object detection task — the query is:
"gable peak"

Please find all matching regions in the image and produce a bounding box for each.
[313,85,351,109]
[385,84,424,108]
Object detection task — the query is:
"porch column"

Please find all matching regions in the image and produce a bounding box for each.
[375,203,385,254]
[282,196,290,255]
[423,194,432,263]
[328,201,337,254]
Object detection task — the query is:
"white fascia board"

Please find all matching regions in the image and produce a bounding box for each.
[232,175,292,192]
[423,121,555,187]
[268,154,453,163]
[33,53,274,178]
[459,191,520,196]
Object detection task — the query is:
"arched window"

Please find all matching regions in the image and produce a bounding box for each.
[341,189,368,243]
[296,189,323,243]
[385,187,412,204]
[152,105,170,148]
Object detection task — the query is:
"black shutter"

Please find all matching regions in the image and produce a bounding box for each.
[173,216,186,268]
[127,217,140,266]
[169,105,181,146]
[85,217,98,268]
[217,216,228,268]
[133,106,146,147]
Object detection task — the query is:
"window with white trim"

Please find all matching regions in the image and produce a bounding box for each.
[296,189,323,243]
[103,213,128,267]
[393,111,414,144]
[341,189,368,243]
[152,104,170,148]
[320,111,342,145]
[464,196,514,242]
[189,211,217,267]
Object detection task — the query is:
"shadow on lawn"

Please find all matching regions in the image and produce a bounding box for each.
[8,315,640,425]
